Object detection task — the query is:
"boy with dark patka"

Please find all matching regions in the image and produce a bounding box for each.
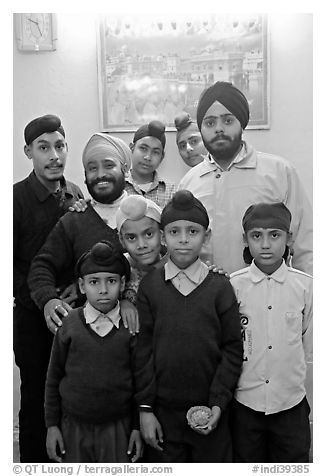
[134,190,243,462]
[45,241,143,463]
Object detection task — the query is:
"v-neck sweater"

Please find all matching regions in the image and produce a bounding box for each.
[135,268,243,411]
[45,307,136,427]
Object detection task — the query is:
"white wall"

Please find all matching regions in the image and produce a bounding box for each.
[13,13,313,202]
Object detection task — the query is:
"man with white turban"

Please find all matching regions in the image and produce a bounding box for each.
[28,133,132,334]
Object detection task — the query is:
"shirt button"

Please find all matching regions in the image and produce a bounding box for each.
[267,277,271,280]
[268,305,272,310]
[266,380,269,384]
[216,173,221,179]
[268,345,272,349]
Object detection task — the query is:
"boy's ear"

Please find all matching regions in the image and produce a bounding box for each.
[286,231,294,249]
[204,228,211,245]
[118,232,125,249]
[161,229,166,245]
[129,142,135,152]
[78,277,86,295]
[24,144,32,160]
[242,232,248,246]
[120,276,126,293]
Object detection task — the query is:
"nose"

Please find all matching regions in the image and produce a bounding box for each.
[137,236,147,249]
[214,118,225,133]
[49,147,60,161]
[179,230,189,243]
[186,142,194,152]
[262,236,271,249]
[98,282,108,294]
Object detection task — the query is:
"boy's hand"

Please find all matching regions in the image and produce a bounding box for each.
[191,405,221,435]
[44,299,72,334]
[120,299,139,335]
[68,198,88,213]
[127,429,144,462]
[140,412,163,451]
[205,261,229,279]
[46,426,65,462]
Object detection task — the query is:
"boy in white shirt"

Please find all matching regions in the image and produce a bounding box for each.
[230,202,312,462]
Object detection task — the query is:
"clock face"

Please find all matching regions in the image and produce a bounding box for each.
[24,13,50,45]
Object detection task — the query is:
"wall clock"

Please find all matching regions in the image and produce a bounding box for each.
[14,13,57,52]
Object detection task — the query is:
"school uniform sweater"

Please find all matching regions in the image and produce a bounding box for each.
[45,307,137,427]
[135,269,243,412]
[28,204,122,311]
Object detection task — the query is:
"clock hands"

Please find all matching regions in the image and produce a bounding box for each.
[28,16,42,36]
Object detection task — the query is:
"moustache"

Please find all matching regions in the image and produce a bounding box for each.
[90,176,116,186]
[211,135,230,143]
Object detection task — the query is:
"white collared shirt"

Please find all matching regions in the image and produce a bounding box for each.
[91,191,128,229]
[230,261,313,415]
[164,258,209,296]
[178,141,313,275]
[84,301,121,337]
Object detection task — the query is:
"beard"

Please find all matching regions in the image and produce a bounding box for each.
[85,174,126,204]
[203,131,242,162]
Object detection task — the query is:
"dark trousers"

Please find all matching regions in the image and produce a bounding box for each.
[13,304,53,462]
[145,405,232,463]
[231,397,311,463]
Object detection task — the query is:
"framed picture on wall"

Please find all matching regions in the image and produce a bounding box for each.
[97,14,269,132]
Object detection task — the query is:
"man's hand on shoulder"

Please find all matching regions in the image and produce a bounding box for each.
[44,298,72,334]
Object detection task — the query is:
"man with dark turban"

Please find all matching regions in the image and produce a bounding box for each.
[28,133,132,335]
[178,81,312,275]
[13,114,83,462]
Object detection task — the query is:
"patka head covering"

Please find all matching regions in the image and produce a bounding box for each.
[24,114,65,145]
[76,240,130,280]
[133,120,166,149]
[174,112,199,142]
[197,81,250,130]
[116,195,161,232]
[82,133,132,172]
[242,202,292,233]
[160,190,209,230]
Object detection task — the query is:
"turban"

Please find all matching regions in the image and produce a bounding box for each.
[174,112,199,142]
[24,114,65,145]
[197,81,250,130]
[76,240,130,280]
[116,195,161,232]
[242,202,292,233]
[133,120,166,149]
[161,190,209,230]
[82,133,132,172]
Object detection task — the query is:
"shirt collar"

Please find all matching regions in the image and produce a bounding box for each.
[84,301,121,326]
[28,170,71,202]
[125,170,166,188]
[164,258,206,284]
[200,141,257,176]
[248,260,288,283]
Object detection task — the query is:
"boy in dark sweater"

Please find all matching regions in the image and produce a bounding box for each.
[134,190,243,462]
[45,241,143,463]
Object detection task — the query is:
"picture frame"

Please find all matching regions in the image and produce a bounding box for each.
[97,14,269,132]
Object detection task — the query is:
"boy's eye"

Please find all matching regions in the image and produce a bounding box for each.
[203,118,215,127]
[169,229,178,235]
[189,138,200,146]
[146,231,153,238]
[89,279,97,285]
[272,232,280,238]
[108,278,117,284]
[178,143,186,150]
[223,116,234,125]
[125,234,136,241]
[189,229,198,235]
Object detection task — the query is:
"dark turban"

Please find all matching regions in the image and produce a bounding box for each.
[242,202,292,233]
[24,114,65,145]
[76,240,130,280]
[133,120,166,149]
[197,81,250,130]
[160,190,209,230]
